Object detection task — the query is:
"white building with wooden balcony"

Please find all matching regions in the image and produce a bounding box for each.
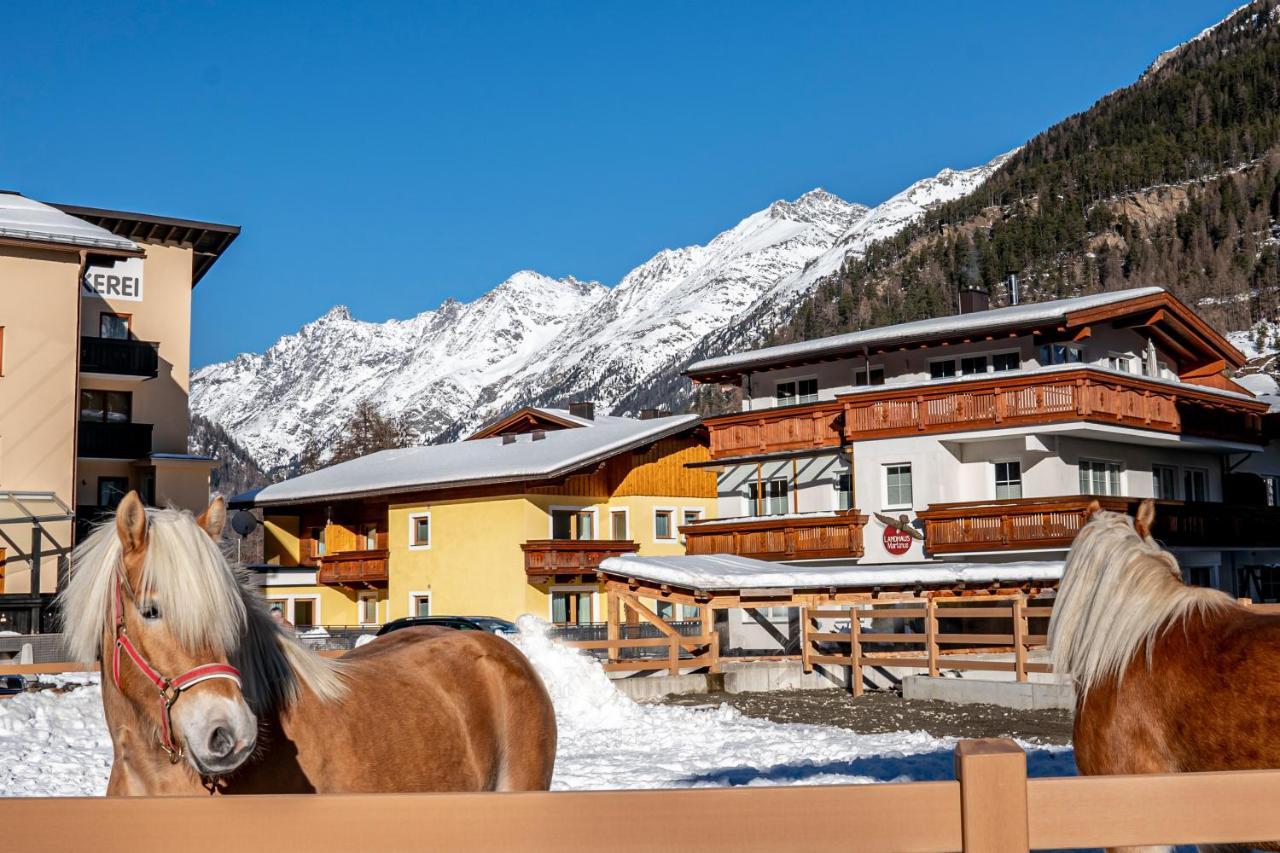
[684,286,1280,599]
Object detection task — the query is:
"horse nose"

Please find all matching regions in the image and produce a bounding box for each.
[207,725,235,759]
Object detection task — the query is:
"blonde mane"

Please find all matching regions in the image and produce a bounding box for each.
[59,506,345,710]
[1049,507,1231,692]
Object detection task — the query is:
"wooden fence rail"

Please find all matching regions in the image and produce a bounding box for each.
[6,739,1280,851]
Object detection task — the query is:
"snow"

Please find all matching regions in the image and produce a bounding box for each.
[0,621,1073,797]
[239,410,699,505]
[597,553,1063,592]
[0,193,138,253]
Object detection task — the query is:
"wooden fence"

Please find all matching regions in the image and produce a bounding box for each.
[5,739,1280,851]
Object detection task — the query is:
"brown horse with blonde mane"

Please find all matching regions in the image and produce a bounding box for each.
[1050,499,1280,853]
[60,492,557,795]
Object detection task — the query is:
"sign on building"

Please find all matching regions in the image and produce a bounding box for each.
[82,256,144,302]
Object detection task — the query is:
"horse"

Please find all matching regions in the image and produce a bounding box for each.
[60,492,557,795]
[1050,499,1280,853]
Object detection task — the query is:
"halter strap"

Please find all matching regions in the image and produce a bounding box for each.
[111,577,243,763]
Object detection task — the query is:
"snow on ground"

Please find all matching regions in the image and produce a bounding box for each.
[0,622,1073,797]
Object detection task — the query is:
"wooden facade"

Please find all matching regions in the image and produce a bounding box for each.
[316,550,390,586]
[521,539,639,579]
[681,511,868,561]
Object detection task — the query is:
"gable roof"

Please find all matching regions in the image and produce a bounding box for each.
[232,410,701,507]
[686,287,1245,382]
[0,192,140,254]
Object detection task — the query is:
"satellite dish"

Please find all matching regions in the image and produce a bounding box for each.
[230,510,260,538]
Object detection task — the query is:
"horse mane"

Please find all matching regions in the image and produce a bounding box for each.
[1049,507,1232,692]
[59,506,346,712]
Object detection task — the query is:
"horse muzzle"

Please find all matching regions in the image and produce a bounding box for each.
[175,693,258,776]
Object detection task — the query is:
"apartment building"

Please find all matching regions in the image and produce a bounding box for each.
[0,192,237,629]
[232,405,716,627]
[683,286,1280,598]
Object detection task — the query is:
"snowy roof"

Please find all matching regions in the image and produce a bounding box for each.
[0,192,138,253]
[1235,373,1280,413]
[234,409,701,506]
[598,553,1063,592]
[687,287,1166,378]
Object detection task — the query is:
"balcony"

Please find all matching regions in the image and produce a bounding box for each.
[521,540,639,579]
[681,510,868,561]
[78,421,153,459]
[80,336,159,379]
[918,496,1280,555]
[704,368,1268,460]
[317,550,389,586]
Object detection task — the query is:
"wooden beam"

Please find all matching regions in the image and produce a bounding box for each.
[954,740,1029,852]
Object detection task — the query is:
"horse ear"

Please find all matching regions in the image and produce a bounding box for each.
[196,496,227,540]
[1135,499,1156,538]
[1085,500,1102,518]
[115,492,148,554]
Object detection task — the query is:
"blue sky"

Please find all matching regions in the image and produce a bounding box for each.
[2,1,1242,367]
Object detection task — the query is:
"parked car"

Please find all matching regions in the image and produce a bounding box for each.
[376,615,518,638]
[0,674,24,696]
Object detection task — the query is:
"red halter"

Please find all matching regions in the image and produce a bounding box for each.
[111,578,243,763]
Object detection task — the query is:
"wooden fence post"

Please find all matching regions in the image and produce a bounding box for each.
[606,592,620,664]
[925,597,939,678]
[668,634,679,676]
[1012,594,1027,683]
[700,604,720,674]
[850,606,864,697]
[954,739,1029,852]
[800,606,813,674]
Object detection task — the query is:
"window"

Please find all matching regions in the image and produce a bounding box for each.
[411,594,431,617]
[884,464,913,508]
[362,523,378,550]
[1153,465,1178,500]
[929,359,957,380]
[654,509,675,540]
[992,352,1020,372]
[1185,566,1214,588]
[776,378,818,406]
[551,590,592,625]
[551,508,594,540]
[99,313,130,340]
[1108,353,1137,374]
[994,461,1022,500]
[680,508,702,544]
[79,389,131,423]
[408,512,431,549]
[836,472,852,510]
[308,526,326,557]
[961,355,988,376]
[1079,459,1122,496]
[1183,468,1209,502]
[357,593,380,626]
[747,479,789,516]
[853,366,885,386]
[292,599,316,628]
[656,601,675,620]
[1040,343,1083,365]
[610,509,628,540]
[97,477,129,509]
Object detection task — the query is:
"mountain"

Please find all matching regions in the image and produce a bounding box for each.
[192,158,1005,471]
[774,0,1280,351]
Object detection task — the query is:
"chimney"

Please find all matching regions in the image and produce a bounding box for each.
[502,433,517,445]
[1004,274,1020,306]
[568,401,595,421]
[958,284,990,314]
[531,429,547,441]
[639,408,669,420]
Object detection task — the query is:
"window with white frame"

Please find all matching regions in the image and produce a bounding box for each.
[680,508,702,544]
[410,594,431,617]
[776,378,818,406]
[929,359,957,380]
[884,464,913,508]
[610,508,629,540]
[1153,464,1178,500]
[836,472,852,510]
[654,508,675,540]
[407,512,431,549]
[357,592,380,626]
[992,351,1020,372]
[1183,467,1209,502]
[853,365,885,386]
[994,461,1022,500]
[747,478,789,515]
[550,507,595,540]
[1107,352,1138,374]
[1079,459,1122,496]
[1040,343,1083,365]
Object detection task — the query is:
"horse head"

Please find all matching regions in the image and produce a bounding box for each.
[109,492,258,777]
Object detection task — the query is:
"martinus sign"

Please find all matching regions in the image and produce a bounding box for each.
[82,256,144,302]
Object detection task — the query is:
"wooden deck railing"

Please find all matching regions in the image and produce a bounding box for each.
[8,739,1280,851]
[521,539,639,578]
[705,367,1268,459]
[316,549,389,586]
[919,496,1280,554]
[681,511,868,561]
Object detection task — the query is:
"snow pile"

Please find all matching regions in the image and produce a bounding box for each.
[0,680,112,796]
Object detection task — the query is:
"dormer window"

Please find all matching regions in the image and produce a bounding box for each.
[929,360,957,380]
[961,355,988,375]
[776,378,817,406]
[992,352,1020,372]
[1040,343,1082,365]
[853,366,884,386]
[1108,353,1138,374]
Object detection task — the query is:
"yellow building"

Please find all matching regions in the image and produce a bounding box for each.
[233,404,717,627]
[0,193,237,631]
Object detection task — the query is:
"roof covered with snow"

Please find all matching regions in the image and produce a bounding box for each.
[598,553,1063,591]
[233,409,701,506]
[0,192,138,253]
[687,287,1166,379]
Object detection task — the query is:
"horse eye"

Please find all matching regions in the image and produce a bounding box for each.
[139,603,162,620]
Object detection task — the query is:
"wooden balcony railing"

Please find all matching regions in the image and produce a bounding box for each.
[918,496,1280,554]
[705,368,1268,459]
[317,550,389,586]
[521,540,639,578]
[681,510,868,561]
